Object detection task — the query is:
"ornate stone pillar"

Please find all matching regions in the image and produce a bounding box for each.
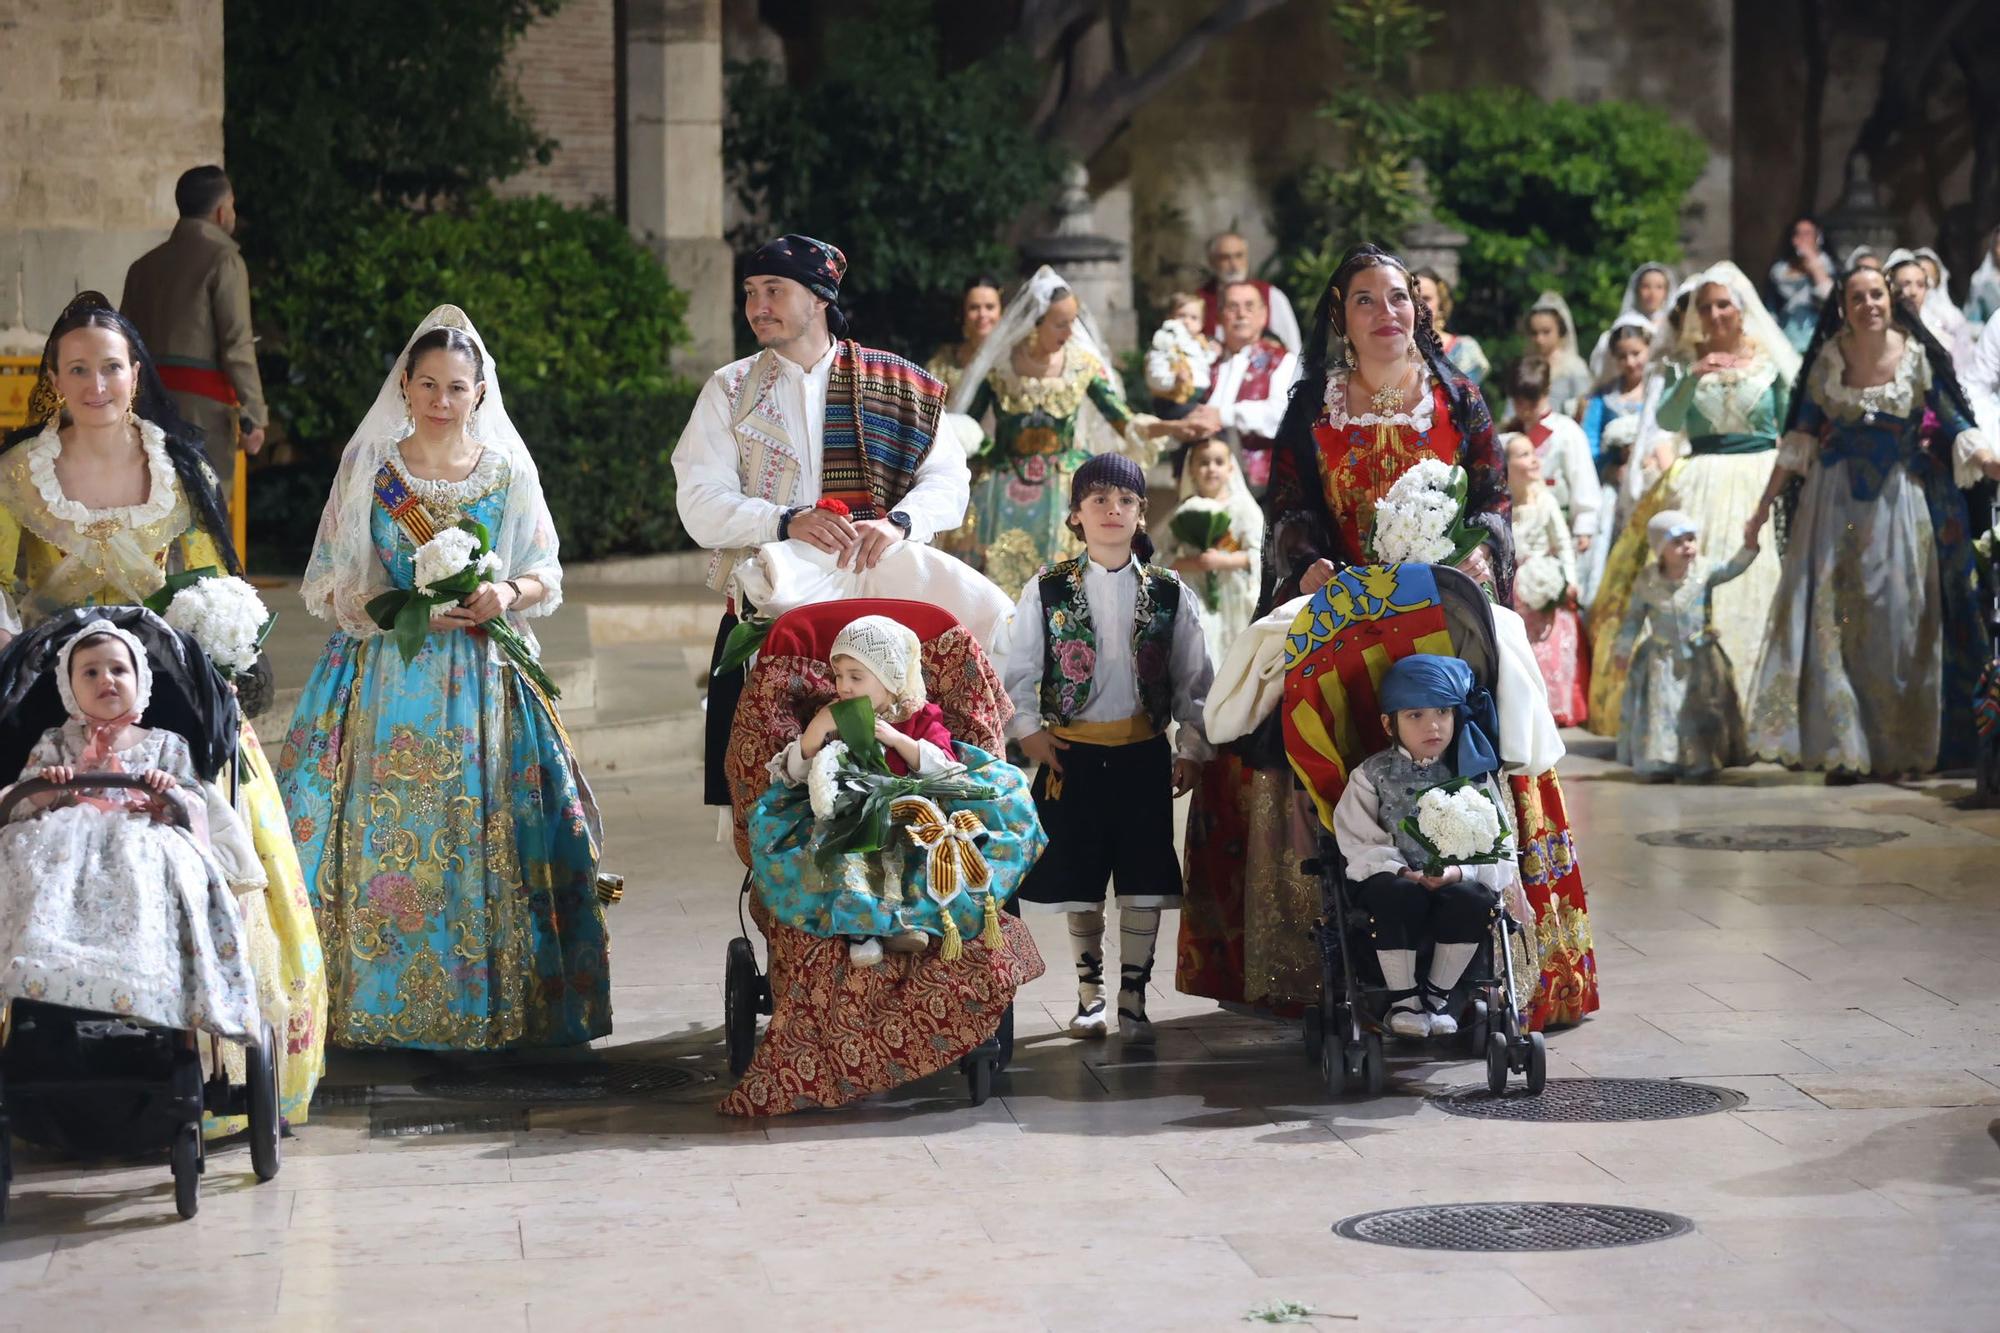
[1820,153,1900,261]
[1020,163,1137,357]
[627,0,734,374]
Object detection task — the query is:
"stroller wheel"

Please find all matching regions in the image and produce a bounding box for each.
[1360,1031,1386,1098]
[963,1051,996,1107]
[1303,1004,1323,1068]
[1462,999,1489,1056]
[1322,1029,1346,1097]
[994,1005,1015,1074]
[1485,1030,1510,1097]
[170,1123,201,1220]
[1524,1031,1548,1094]
[247,1024,281,1183]
[724,937,761,1078]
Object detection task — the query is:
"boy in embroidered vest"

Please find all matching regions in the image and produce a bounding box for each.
[672,233,971,806]
[1002,453,1214,1041]
[1331,654,1517,1039]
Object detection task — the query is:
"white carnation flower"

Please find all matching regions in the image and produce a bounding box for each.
[807,740,850,819]
[163,575,269,674]
[1415,783,1503,863]
[1370,458,1463,564]
[1516,554,1567,612]
[412,527,482,594]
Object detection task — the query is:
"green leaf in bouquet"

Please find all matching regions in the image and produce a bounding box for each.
[1441,467,1490,567]
[713,617,771,677]
[143,565,223,615]
[458,516,494,552]
[393,597,434,664]
[831,696,889,774]
[365,589,413,631]
[1169,505,1232,551]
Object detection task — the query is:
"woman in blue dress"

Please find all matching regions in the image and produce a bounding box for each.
[1745,265,1999,776]
[277,306,610,1050]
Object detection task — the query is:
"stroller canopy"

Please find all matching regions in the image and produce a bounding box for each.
[0,606,238,784]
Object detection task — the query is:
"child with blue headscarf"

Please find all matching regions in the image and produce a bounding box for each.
[1331,653,1519,1039]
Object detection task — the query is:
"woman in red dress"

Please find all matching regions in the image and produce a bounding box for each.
[1178,245,1598,1031]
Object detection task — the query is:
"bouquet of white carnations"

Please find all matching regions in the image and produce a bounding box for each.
[144,568,272,676]
[1168,495,1234,611]
[803,697,993,872]
[365,518,559,697]
[1399,777,1509,876]
[1515,553,1567,613]
[1369,459,1488,568]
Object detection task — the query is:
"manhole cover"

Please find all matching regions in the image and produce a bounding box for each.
[1636,825,1902,852]
[308,1084,375,1109]
[1335,1202,1692,1251]
[1430,1078,1746,1122]
[370,1109,530,1140]
[410,1061,712,1103]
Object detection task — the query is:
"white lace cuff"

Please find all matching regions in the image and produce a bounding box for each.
[765,739,810,787]
[1954,428,1995,489]
[1120,415,1164,469]
[1776,429,1817,474]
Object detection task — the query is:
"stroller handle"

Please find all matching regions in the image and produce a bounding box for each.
[0,774,195,831]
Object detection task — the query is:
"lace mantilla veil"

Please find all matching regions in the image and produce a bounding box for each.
[947,265,1130,458]
[299,305,565,643]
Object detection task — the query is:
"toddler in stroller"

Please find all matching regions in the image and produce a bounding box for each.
[1331,654,1516,1039]
[758,612,1040,967]
[0,611,281,1219]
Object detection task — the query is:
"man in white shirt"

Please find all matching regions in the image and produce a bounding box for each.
[672,233,970,804]
[1967,316,2000,431]
[1198,231,1302,353]
[1176,280,1299,492]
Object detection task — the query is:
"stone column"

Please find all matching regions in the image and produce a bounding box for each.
[1020,164,1137,357]
[627,0,734,375]
[0,0,224,336]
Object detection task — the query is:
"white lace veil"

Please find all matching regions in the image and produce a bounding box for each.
[1670,261,1802,383]
[1526,290,1585,377]
[299,305,565,641]
[948,266,1110,416]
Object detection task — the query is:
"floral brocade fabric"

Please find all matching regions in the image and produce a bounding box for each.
[1510,771,1598,1029]
[720,626,1044,1114]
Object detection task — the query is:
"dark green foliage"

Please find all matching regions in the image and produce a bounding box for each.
[513,379,698,562]
[248,197,695,565]
[722,0,1062,358]
[257,195,688,446]
[1412,89,1708,346]
[223,0,560,271]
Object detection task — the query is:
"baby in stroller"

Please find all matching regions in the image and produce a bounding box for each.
[1331,654,1517,1040]
[752,611,1043,968]
[0,617,260,1040]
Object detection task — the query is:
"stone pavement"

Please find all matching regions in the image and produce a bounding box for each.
[3,572,1997,1331]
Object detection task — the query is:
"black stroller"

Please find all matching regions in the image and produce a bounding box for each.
[0,607,281,1221]
[1278,564,1545,1098]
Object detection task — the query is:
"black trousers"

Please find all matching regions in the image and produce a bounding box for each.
[704,610,744,807]
[1350,872,1496,950]
[1017,734,1180,910]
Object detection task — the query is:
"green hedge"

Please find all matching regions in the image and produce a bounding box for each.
[250,194,697,568]
[1412,89,1708,345]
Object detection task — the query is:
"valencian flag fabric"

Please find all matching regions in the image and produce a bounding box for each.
[1281,563,1457,830]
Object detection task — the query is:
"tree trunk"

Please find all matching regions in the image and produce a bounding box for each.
[1797,0,1830,218]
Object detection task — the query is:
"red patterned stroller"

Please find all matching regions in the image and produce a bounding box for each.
[719,598,1044,1115]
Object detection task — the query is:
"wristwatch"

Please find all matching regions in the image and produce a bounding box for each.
[776,505,805,540]
[886,510,913,538]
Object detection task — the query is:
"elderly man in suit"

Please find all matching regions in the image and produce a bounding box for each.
[120,165,269,498]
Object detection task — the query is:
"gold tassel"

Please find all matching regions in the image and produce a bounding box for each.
[981,893,1003,950]
[940,912,963,962]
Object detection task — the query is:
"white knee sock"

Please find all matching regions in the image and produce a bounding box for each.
[1118,905,1161,1017]
[1426,941,1480,1006]
[1068,909,1106,1009]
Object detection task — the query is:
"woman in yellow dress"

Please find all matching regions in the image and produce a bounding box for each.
[0,293,326,1131]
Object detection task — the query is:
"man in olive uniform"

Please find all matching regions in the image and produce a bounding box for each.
[120,165,269,497]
